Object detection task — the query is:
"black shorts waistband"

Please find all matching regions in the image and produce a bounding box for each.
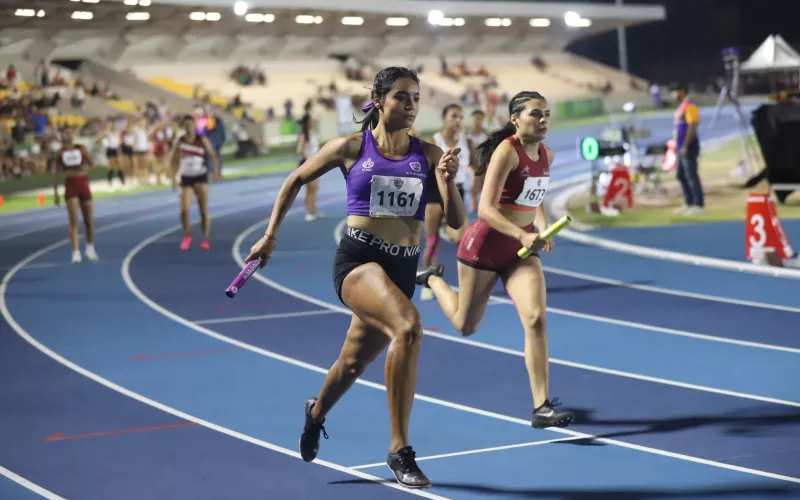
[343,226,421,259]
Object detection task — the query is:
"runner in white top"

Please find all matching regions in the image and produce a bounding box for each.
[117,121,136,186]
[420,104,477,299]
[467,109,489,212]
[296,101,322,221]
[93,121,125,188]
[133,117,151,185]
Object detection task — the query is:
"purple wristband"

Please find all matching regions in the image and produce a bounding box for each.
[225,257,262,298]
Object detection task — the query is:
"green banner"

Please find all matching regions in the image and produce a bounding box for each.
[556,98,605,120]
[279,119,298,136]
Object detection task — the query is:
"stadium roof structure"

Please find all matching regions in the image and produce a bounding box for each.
[2,0,665,63]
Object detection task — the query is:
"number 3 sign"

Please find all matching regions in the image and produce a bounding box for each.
[745,193,794,261]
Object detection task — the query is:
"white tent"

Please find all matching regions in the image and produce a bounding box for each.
[740,34,800,72]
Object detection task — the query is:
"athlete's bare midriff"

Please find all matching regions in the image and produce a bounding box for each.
[496,205,537,229]
[346,215,423,247]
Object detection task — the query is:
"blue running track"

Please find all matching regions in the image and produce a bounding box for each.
[2,109,799,499]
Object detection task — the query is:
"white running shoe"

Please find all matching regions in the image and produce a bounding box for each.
[687,206,705,215]
[71,250,82,264]
[85,244,99,261]
[305,213,317,221]
[673,205,690,215]
[420,287,434,301]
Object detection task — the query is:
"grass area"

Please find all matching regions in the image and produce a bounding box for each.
[0,151,286,198]
[567,138,800,227]
[0,161,296,214]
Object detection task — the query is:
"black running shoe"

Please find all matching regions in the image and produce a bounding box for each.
[386,446,431,489]
[532,397,575,429]
[299,397,328,462]
[415,264,445,287]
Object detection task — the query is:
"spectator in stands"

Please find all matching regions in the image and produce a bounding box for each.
[344,56,363,81]
[52,71,66,86]
[531,56,546,71]
[440,56,459,81]
[284,98,294,121]
[672,83,704,215]
[72,84,86,110]
[6,64,18,85]
[233,121,258,158]
[650,83,662,108]
[35,59,49,87]
[158,99,169,120]
[30,107,48,138]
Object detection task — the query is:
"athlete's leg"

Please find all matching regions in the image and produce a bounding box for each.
[502,256,574,428]
[180,185,193,236]
[193,182,210,242]
[426,262,498,336]
[78,198,95,245]
[65,197,81,254]
[312,314,390,421]
[304,178,318,218]
[78,197,99,260]
[341,263,422,454]
[470,172,484,212]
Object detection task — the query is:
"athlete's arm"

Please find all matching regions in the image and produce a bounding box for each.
[466,138,479,172]
[535,146,555,231]
[168,142,180,177]
[477,141,527,241]
[168,142,181,189]
[261,135,358,240]
[52,151,61,205]
[423,141,467,230]
[82,145,94,170]
[200,136,220,178]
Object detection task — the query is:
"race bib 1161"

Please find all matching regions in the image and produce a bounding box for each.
[369,175,424,218]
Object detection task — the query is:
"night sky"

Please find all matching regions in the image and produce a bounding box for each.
[565,0,800,84]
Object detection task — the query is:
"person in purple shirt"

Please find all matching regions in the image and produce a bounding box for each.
[245,66,466,489]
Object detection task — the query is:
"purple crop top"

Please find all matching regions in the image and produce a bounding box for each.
[345,131,432,221]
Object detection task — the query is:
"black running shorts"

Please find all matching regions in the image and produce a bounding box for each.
[333,226,421,305]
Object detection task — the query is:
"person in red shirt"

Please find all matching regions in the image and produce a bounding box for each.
[53,128,98,263]
[417,91,574,430]
[171,115,220,251]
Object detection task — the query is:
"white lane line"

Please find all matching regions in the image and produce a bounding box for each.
[0,465,67,500]
[228,216,800,484]
[1,193,446,500]
[332,217,800,356]
[194,310,338,325]
[542,265,800,314]
[350,436,585,470]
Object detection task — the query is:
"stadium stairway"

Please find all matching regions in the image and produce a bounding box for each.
[74,59,264,145]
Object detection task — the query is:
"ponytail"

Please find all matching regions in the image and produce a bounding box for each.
[475,121,515,176]
[354,102,379,132]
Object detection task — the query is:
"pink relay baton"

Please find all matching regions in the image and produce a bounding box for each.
[225,257,263,298]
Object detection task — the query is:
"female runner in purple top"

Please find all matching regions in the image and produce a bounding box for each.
[245,66,466,489]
